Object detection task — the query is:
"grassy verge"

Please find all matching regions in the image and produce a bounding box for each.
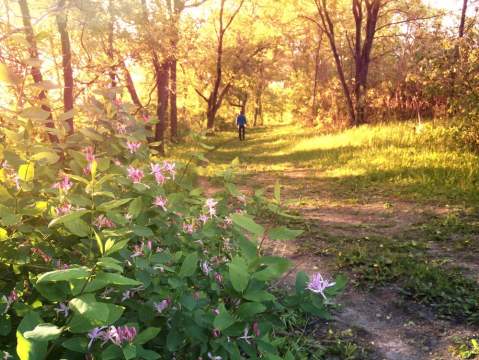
[174,121,479,206]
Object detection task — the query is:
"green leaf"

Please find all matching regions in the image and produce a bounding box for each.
[24,323,62,341]
[0,227,8,241]
[268,226,303,241]
[0,315,11,336]
[79,128,104,142]
[94,230,104,255]
[134,327,161,345]
[238,302,267,319]
[30,151,59,164]
[128,197,143,218]
[64,219,90,237]
[295,271,309,296]
[231,214,264,236]
[16,312,47,360]
[95,272,142,286]
[243,289,275,302]
[105,239,130,255]
[97,257,123,272]
[69,294,124,333]
[18,163,34,182]
[48,210,89,227]
[62,337,88,353]
[36,267,90,283]
[213,304,236,331]
[179,252,198,277]
[123,343,137,360]
[19,107,50,121]
[229,256,249,292]
[132,225,154,237]
[97,198,132,211]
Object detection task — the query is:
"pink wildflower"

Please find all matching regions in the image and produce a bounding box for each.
[127,166,144,184]
[162,161,176,179]
[153,299,171,314]
[103,325,137,346]
[214,272,223,284]
[205,198,218,217]
[2,290,19,314]
[54,303,69,317]
[212,329,221,338]
[183,223,194,234]
[252,321,260,337]
[56,203,72,216]
[87,327,106,349]
[126,141,142,154]
[83,146,95,163]
[53,175,73,192]
[198,214,209,224]
[153,196,168,211]
[94,215,115,229]
[212,308,220,316]
[200,261,212,275]
[306,273,336,299]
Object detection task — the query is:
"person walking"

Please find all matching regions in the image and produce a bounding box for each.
[236,110,247,141]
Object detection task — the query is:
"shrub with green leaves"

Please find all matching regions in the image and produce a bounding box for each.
[0,98,345,359]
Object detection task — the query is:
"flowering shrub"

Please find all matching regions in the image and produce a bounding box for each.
[0,99,345,359]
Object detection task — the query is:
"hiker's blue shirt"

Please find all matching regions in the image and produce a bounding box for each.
[236,114,247,126]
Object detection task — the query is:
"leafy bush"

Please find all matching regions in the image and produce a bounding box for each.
[0,98,345,359]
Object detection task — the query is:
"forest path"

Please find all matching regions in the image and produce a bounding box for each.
[201,126,479,360]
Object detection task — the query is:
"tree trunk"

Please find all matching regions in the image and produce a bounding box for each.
[169,57,178,141]
[56,0,74,135]
[122,61,142,108]
[155,59,169,155]
[19,0,58,143]
[310,39,321,126]
[459,0,468,38]
[317,0,356,126]
[107,0,116,88]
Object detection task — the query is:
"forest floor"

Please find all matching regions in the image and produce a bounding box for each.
[179,124,479,360]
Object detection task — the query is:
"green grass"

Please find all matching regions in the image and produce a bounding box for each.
[174,121,479,206]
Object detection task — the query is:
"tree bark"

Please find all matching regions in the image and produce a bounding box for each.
[107,0,116,88]
[169,56,178,141]
[56,0,74,135]
[19,0,59,143]
[316,0,356,126]
[204,0,244,130]
[154,58,169,155]
[122,61,142,108]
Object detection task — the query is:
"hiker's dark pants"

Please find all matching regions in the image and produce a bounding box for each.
[238,125,245,141]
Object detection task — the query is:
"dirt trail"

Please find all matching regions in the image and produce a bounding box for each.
[225,169,477,360]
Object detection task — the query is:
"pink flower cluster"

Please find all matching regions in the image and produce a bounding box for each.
[56,203,72,216]
[2,290,18,314]
[131,240,153,258]
[150,161,176,185]
[205,198,218,217]
[93,215,116,229]
[1,161,19,190]
[53,175,73,193]
[306,272,336,299]
[153,196,168,211]
[153,298,171,314]
[182,223,195,234]
[127,166,144,184]
[87,325,137,349]
[82,146,95,175]
[126,141,142,154]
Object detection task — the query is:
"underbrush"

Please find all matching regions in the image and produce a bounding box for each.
[0,97,348,360]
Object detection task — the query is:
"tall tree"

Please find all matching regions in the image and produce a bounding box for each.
[56,0,74,135]
[18,0,59,143]
[196,0,245,130]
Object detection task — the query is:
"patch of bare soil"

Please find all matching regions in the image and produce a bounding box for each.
[224,169,477,360]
